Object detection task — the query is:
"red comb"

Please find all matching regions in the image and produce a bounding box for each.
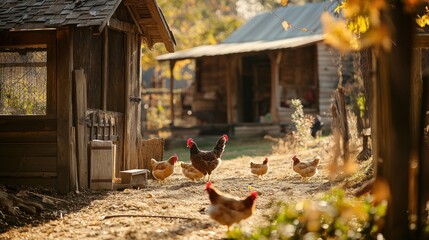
[251,191,258,199]
[223,134,229,141]
[187,138,193,144]
[205,181,212,190]
[264,157,268,161]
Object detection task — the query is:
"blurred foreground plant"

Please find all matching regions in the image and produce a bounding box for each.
[227,188,387,240]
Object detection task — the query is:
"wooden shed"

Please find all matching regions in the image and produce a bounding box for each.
[157,2,351,131]
[0,0,175,193]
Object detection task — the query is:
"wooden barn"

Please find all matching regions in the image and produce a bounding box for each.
[157,2,351,134]
[0,0,175,193]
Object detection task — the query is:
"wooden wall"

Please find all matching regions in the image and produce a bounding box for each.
[317,43,341,121]
[193,57,227,123]
[277,46,318,122]
[0,31,59,189]
[73,28,103,110]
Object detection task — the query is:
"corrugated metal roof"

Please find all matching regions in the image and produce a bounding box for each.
[157,34,323,61]
[224,1,336,43]
[157,1,336,61]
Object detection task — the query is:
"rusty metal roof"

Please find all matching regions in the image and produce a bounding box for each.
[157,1,336,61]
[157,34,323,61]
[0,0,175,52]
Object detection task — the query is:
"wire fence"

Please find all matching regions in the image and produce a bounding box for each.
[0,49,47,115]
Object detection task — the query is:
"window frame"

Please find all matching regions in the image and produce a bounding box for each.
[0,31,56,119]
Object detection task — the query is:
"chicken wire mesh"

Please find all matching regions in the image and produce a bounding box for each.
[0,49,47,115]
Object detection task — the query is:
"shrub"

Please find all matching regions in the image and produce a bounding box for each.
[227,188,387,240]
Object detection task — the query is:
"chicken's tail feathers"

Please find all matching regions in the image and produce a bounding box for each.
[314,156,321,165]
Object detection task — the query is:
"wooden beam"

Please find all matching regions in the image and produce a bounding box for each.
[73,69,88,189]
[56,28,73,194]
[169,60,176,126]
[102,28,108,111]
[108,18,138,33]
[269,51,282,123]
[145,0,175,52]
[225,56,234,124]
[373,5,413,238]
[414,34,429,48]
[125,5,144,35]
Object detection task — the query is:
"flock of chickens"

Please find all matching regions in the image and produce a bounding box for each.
[149,134,321,231]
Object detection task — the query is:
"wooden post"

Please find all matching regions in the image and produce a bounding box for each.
[73,69,88,189]
[169,60,176,126]
[56,28,73,194]
[418,75,429,239]
[373,4,415,238]
[225,56,234,124]
[269,51,282,123]
[102,28,108,111]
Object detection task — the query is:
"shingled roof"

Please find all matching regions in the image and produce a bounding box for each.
[0,0,175,52]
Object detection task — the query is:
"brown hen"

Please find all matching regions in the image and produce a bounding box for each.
[180,162,204,181]
[250,157,269,178]
[150,154,178,181]
[186,134,228,181]
[205,182,257,231]
[292,155,320,179]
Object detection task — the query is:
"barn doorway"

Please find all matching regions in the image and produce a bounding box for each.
[241,55,271,123]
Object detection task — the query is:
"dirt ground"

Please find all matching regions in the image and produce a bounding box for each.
[0,141,368,240]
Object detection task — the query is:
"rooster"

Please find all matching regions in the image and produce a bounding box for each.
[250,157,269,178]
[180,162,204,181]
[292,155,320,179]
[186,134,228,181]
[205,182,257,231]
[150,154,178,181]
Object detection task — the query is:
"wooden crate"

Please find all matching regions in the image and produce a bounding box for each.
[140,138,164,179]
[90,140,116,190]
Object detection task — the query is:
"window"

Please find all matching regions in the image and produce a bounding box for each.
[0,48,47,115]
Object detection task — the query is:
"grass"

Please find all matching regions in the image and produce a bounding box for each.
[164,135,276,162]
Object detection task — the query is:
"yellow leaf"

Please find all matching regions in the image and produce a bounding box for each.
[281,0,288,6]
[282,20,290,31]
[321,12,359,53]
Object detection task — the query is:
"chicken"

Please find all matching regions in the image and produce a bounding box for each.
[205,181,257,231]
[181,162,204,181]
[292,155,320,179]
[186,134,228,181]
[150,154,178,181]
[250,157,269,178]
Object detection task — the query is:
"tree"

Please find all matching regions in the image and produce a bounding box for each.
[322,1,428,239]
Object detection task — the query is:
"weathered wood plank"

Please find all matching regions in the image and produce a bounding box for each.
[0,172,57,178]
[56,28,72,194]
[0,31,56,46]
[73,70,88,189]
[0,157,57,172]
[0,118,57,132]
[0,177,56,188]
[0,131,56,143]
[70,127,78,192]
[0,143,57,157]
[90,140,114,190]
